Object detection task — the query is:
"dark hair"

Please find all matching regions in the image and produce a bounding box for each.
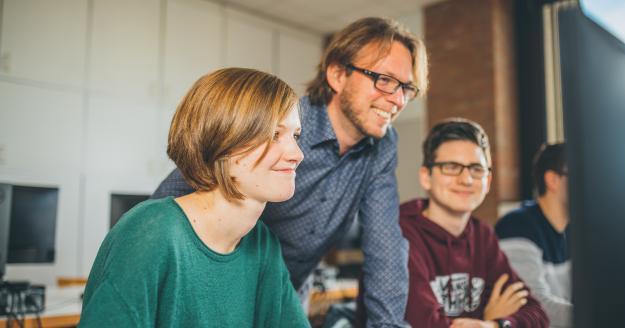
[532,142,567,196]
[306,17,428,106]
[167,68,298,201]
[422,118,491,167]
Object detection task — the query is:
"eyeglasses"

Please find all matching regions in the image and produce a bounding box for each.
[429,161,491,179]
[345,63,420,100]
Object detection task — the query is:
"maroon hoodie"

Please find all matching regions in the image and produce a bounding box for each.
[399,199,549,328]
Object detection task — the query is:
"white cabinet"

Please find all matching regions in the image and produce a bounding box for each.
[89,0,160,101]
[163,0,223,113]
[84,96,159,176]
[0,0,88,87]
[0,82,83,173]
[225,9,274,73]
[277,28,322,96]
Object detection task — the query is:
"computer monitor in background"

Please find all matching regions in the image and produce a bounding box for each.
[558,2,625,327]
[110,193,149,229]
[0,184,12,280]
[7,185,59,264]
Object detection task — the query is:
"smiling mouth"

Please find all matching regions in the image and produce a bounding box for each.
[373,107,392,120]
[273,168,296,174]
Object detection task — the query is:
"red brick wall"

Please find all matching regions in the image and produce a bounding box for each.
[425,0,519,225]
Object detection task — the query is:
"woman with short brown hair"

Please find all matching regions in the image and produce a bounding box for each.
[80,68,309,328]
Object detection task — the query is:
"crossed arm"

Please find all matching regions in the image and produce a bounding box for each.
[404,231,549,327]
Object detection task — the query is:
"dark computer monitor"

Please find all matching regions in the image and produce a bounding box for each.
[0,184,12,280]
[6,185,59,264]
[110,193,149,229]
[558,3,625,327]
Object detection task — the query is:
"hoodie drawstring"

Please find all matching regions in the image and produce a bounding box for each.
[445,237,453,309]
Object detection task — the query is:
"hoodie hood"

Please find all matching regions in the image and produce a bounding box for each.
[399,198,475,244]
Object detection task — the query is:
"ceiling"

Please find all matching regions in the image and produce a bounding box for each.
[221,0,442,35]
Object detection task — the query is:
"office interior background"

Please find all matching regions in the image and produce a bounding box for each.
[1,0,625,325]
[0,0,430,287]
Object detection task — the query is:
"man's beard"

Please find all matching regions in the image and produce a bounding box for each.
[338,88,386,140]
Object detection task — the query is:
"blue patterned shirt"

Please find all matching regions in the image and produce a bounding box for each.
[152,97,409,328]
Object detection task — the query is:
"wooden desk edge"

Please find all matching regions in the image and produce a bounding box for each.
[310,286,358,302]
[0,313,80,328]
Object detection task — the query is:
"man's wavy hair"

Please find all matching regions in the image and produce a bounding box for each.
[306,17,428,106]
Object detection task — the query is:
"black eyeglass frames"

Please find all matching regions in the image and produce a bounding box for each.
[345,63,420,100]
[429,161,492,179]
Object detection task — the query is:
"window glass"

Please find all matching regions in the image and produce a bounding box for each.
[580,0,625,43]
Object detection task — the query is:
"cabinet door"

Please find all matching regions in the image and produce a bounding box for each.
[225,8,274,73]
[163,0,223,113]
[277,28,322,96]
[89,0,160,102]
[0,0,88,87]
[0,82,83,173]
[84,95,159,176]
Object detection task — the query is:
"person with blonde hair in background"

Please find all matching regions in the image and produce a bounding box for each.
[80,68,309,327]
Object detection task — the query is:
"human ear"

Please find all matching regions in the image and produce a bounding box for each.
[544,170,559,193]
[326,63,347,94]
[419,166,432,191]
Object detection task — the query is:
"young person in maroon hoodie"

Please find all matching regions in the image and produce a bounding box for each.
[399,118,549,328]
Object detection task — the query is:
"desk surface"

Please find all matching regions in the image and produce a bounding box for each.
[309,278,358,319]
[2,281,357,327]
[310,279,358,302]
[0,286,83,328]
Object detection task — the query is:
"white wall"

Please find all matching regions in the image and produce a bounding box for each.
[394,9,428,202]
[395,117,428,203]
[0,0,322,285]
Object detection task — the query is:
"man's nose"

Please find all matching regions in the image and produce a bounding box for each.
[385,87,407,109]
[457,167,474,184]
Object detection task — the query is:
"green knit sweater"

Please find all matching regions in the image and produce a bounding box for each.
[79,197,310,328]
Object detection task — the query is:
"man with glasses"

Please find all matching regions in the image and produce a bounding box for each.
[399,118,548,328]
[496,143,571,327]
[152,17,427,327]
